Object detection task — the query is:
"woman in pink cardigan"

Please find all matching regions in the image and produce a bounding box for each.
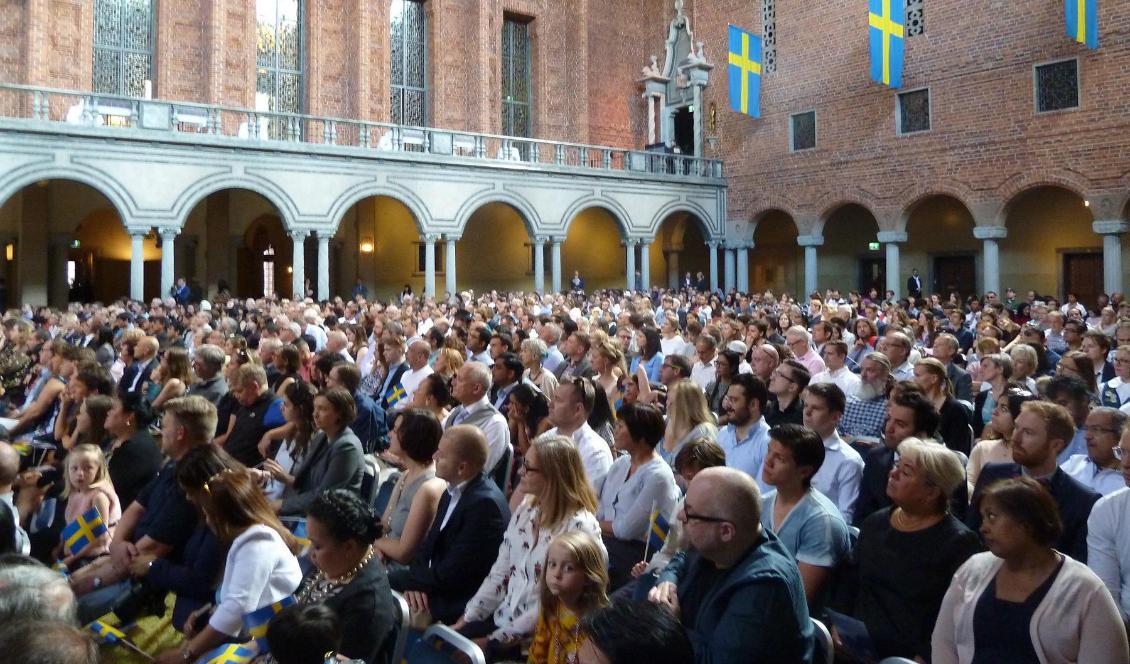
[932,477,1127,664]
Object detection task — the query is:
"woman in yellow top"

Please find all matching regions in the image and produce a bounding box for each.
[528,530,609,664]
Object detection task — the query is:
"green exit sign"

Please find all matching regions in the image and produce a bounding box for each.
[868,242,880,251]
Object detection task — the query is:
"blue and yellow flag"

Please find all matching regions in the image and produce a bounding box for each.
[1066,0,1098,49]
[648,507,671,551]
[87,619,127,644]
[869,0,906,87]
[727,25,763,118]
[386,381,408,409]
[61,507,107,557]
[243,595,296,647]
[198,643,258,664]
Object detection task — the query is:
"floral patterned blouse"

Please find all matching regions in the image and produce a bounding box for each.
[461,496,602,642]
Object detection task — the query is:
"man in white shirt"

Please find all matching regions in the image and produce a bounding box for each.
[809,340,860,398]
[324,330,354,363]
[301,309,328,352]
[690,334,719,391]
[1086,423,1130,621]
[397,338,434,409]
[802,382,864,523]
[444,362,510,475]
[1062,407,1126,496]
[544,377,613,489]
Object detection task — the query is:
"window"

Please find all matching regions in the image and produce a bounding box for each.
[790,111,816,151]
[262,245,276,298]
[93,0,155,97]
[1035,59,1079,113]
[415,243,445,274]
[256,0,304,125]
[761,0,777,73]
[906,0,925,37]
[897,88,931,134]
[501,17,532,138]
[390,0,428,126]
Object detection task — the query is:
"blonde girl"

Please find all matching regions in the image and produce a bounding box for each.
[59,443,121,567]
[661,379,717,466]
[528,530,610,664]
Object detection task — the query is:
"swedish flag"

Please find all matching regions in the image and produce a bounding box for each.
[198,643,258,664]
[61,507,107,557]
[87,619,127,644]
[1066,0,1098,49]
[648,507,671,551]
[243,595,296,646]
[727,25,763,118]
[869,0,906,88]
[386,382,408,409]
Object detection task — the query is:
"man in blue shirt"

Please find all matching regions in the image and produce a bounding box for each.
[716,373,773,493]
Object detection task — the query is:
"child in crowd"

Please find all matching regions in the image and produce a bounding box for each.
[266,603,364,664]
[59,443,120,568]
[528,531,610,664]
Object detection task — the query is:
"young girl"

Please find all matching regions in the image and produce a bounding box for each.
[528,531,610,664]
[59,443,121,568]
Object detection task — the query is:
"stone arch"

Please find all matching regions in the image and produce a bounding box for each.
[819,202,882,294]
[994,171,1093,225]
[901,194,980,298]
[454,190,541,238]
[327,183,431,235]
[813,197,878,237]
[559,198,631,239]
[750,209,801,295]
[895,182,977,233]
[172,174,298,231]
[0,164,134,223]
[647,199,717,239]
[336,194,429,300]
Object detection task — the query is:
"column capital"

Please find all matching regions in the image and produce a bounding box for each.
[876,231,908,244]
[124,227,150,239]
[796,234,824,247]
[972,225,1008,240]
[289,229,311,241]
[549,236,565,245]
[315,231,331,242]
[444,234,461,243]
[705,240,722,249]
[622,238,640,247]
[1093,220,1130,236]
[158,226,180,239]
[423,233,442,242]
[533,236,550,245]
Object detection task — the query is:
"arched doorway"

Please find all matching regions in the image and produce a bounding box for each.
[822,204,881,296]
[654,213,710,290]
[1001,186,1097,305]
[902,196,979,300]
[751,210,800,295]
[458,202,534,293]
[335,195,423,301]
[562,207,625,291]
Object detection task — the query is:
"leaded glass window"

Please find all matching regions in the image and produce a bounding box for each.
[898,88,930,133]
[906,0,924,37]
[1035,59,1079,113]
[256,0,304,124]
[93,0,154,97]
[391,0,428,126]
[761,0,777,74]
[502,17,532,138]
[790,111,816,151]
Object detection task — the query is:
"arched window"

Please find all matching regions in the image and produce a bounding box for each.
[256,0,304,118]
[390,0,428,126]
[93,0,155,97]
[262,245,276,298]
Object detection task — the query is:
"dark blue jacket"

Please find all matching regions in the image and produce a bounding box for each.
[351,389,388,454]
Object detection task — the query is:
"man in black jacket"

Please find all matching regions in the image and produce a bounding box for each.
[389,425,510,624]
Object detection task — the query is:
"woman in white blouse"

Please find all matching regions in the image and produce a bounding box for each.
[154,445,303,664]
[596,402,681,590]
[452,435,603,660]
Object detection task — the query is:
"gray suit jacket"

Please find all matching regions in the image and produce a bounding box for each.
[946,362,973,402]
[554,357,594,381]
[280,427,364,516]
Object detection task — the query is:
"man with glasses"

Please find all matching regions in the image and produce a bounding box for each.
[1061,407,1127,496]
[1086,423,1130,622]
[648,467,815,663]
[766,359,809,427]
[690,334,718,391]
[1062,318,1086,354]
[657,354,692,390]
[880,331,914,381]
[185,343,227,406]
[786,326,825,377]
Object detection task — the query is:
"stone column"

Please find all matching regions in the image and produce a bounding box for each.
[972,226,1007,297]
[445,236,458,297]
[796,235,824,296]
[877,231,908,298]
[640,242,651,290]
[129,230,146,301]
[625,240,637,290]
[723,245,736,293]
[316,233,330,301]
[550,238,563,293]
[533,237,546,294]
[707,241,720,293]
[423,234,438,297]
[736,242,751,293]
[1094,220,1129,296]
[48,234,71,307]
[667,249,680,289]
[291,230,308,300]
[159,227,178,299]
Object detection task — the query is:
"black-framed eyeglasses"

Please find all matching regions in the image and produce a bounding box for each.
[771,368,796,383]
[682,508,731,524]
[1089,427,1123,436]
[522,460,541,474]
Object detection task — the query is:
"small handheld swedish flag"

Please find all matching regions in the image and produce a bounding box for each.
[87,619,127,644]
[1066,0,1098,49]
[648,507,671,551]
[869,0,906,88]
[727,25,763,119]
[386,381,408,409]
[198,643,258,664]
[61,507,107,557]
[243,595,296,647]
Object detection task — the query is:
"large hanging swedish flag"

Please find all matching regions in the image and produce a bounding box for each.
[1066,0,1098,49]
[727,25,763,118]
[869,0,906,88]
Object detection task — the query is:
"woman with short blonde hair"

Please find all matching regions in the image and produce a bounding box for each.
[661,379,717,464]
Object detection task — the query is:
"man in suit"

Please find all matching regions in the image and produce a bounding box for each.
[390,425,510,624]
[968,400,1100,562]
[489,352,524,418]
[931,333,972,402]
[377,334,410,409]
[445,362,511,479]
[118,335,159,395]
[906,269,923,300]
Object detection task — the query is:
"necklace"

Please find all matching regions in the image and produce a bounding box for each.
[891,507,936,532]
[321,545,374,585]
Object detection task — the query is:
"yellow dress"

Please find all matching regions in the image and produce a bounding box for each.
[527,605,583,664]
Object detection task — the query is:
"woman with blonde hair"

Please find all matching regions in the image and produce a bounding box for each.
[1008,343,1039,393]
[660,379,717,465]
[590,337,627,414]
[912,357,972,455]
[454,435,603,660]
[433,347,465,386]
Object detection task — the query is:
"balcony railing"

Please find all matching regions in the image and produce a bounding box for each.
[0,83,723,180]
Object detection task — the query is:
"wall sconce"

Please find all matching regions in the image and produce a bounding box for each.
[360,237,375,254]
[286,266,293,274]
[5,244,13,261]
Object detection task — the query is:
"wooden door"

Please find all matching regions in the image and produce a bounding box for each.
[859,258,886,295]
[1063,252,1103,310]
[933,255,976,299]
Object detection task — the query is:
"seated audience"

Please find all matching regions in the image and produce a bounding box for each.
[0,620,98,664]
[259,381,318,501]
[218,363,279,467]
[374,408,446,566]
[716,373,773,491]
[913,357,973,455]
[544,377,614,490]
[660,379,717,466]
[528,530,609,664]
[0,555,78,622]
[185,344,228,405]
[277,387,364,516]
[966,387,1038,493]
[59,443,120,568]
[103,390,164,509]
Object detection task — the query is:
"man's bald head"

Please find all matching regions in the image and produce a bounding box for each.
[0,443,18,488]
[689,467,762,534]
[444,425,489,473]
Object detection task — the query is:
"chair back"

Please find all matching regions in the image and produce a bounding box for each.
[811,617,834,664]
[360,454,380,504]
[373,472,401,515]
[878,658,918,664]
[406,624,486,664]
[488,443,514,494]
[390,590,411,664]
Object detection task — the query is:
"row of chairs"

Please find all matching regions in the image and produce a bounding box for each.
[390,590,486,664]
[811,617,915,664]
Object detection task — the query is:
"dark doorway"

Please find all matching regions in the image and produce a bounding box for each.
[1062,252,1103,309]
[674,107,694,155]
[859,257,886,295]
[933,255,976,300]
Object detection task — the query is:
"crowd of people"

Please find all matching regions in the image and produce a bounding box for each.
[2,281,1130,663]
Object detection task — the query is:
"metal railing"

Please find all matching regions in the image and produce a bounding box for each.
[0,83,723,180]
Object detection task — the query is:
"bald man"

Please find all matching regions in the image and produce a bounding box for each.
[650,467,815,663]
[389,426,510,624]
[397,338,434,409]
[0,442,29,554]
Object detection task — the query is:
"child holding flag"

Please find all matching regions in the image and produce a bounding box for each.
[59,443,120,568]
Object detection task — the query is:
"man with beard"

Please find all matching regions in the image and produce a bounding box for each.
[716,374,773,493]
[838,352,892,451]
